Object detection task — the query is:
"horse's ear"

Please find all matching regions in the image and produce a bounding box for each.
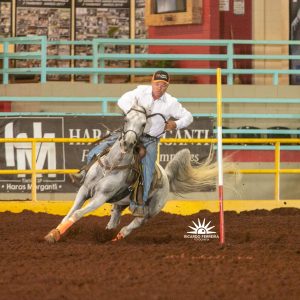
[144,105,151,115]
[133,97,139,107]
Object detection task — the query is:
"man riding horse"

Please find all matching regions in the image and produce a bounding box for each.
[70,70,193,217]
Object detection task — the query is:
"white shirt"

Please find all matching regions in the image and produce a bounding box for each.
[118,85,193,137]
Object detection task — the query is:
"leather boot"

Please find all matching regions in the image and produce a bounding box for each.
[129,202,149,217]
[69,169,86,186]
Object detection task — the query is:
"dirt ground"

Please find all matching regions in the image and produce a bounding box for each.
[1,208,300,300]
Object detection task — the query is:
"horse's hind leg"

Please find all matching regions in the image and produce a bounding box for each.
[113,185,169,241]
[106,204,127,230]
[113,216,148,241]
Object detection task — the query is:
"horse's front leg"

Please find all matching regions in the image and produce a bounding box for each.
[61,185,89,223]
[44,192,106,243]
[44,185,89,243]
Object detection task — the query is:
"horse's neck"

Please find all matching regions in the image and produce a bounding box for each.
[106,140,133,165]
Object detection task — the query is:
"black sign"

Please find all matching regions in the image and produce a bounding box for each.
[160,118,213,166]
[0,116,213,193]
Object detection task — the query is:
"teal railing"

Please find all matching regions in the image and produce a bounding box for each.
[0,95,300,150]
[2,36,300,85]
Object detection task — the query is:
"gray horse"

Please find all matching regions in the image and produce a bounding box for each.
[44,104,223,243]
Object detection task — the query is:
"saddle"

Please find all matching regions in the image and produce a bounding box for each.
[131,143,164,192]
[130,161,163,207]
[79,143,163,205]
[106,143,163,205]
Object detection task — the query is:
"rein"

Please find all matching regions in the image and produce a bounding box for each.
[124,108,168,140]
[98,157,132,171]
[119,107,148,141]
[146,112,167,139]
[97,107,146,174]
[98,154,140,181]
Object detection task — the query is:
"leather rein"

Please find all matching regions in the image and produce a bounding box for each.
[99,107,166,173]
[99,107,147,173]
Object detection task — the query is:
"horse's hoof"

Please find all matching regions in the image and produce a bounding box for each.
[112,232,124,242]
[44,229,61,243]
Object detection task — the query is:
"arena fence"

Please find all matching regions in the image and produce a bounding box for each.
[2,36,300,84]
[0,137,299,202]
[1,96,300,150]
[1,57,300,210]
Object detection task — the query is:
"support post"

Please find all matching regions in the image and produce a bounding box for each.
[130,0,136,82]
[275,142,280,201]
[31,141,37,202]
[3,41,9,84]
[40,36,47,83]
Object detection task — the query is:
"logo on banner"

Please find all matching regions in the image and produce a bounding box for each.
[184,218,219,241]
[0,118,64,189]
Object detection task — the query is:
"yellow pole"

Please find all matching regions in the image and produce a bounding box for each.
[217,69,223,128]
[275,142,280,201]
[31,141,37,202]
[216,68,224,245]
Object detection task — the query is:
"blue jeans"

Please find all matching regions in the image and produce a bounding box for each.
[87,132,120,163]
[139,135,158,203]
[87,133,158,205]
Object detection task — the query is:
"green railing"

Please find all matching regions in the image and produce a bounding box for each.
[2,36,300,85]
[0,95,300,150]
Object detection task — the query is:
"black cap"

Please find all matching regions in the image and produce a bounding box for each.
[152,70,170,83]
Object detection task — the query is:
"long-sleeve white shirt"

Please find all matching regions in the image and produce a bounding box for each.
[118,85,193,137]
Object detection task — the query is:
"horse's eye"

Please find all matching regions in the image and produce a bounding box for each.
[142,123,146,127]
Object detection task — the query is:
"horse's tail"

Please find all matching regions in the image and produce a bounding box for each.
[165,149,234,195]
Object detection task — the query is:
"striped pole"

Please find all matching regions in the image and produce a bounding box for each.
[216,68,225,245]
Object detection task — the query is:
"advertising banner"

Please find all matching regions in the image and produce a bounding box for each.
[0,0,12,38]
[15,0,71,81]
[74,0,130,81]
[76,0,129,9]
[0,116,213,193]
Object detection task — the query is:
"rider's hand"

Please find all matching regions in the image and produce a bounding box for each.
[165,120,177,131]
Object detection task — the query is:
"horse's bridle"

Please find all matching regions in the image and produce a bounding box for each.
[119,107,148,142]
[120,106,168,141]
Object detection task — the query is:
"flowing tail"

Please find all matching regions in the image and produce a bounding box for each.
[165,149,235,195]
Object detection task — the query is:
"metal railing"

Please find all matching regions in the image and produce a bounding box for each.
[1,96,300,150]
[0,137,299,202]
[2,36,300,84]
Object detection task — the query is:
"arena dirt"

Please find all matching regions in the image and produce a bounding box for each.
[1,208,300,300]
